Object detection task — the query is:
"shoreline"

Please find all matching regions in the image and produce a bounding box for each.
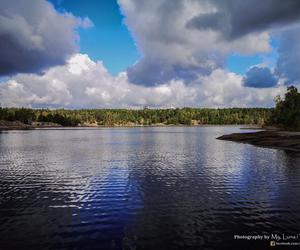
[217,130,300,152]
[0,122,262,130]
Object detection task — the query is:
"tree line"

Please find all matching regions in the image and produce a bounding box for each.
[0,107,271,126]
[0,86,298,129]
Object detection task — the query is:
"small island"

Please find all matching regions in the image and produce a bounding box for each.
[217,86,300,152]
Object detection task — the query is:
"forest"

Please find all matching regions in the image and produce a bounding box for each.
[0,107,270,127]
[0,86,299,129]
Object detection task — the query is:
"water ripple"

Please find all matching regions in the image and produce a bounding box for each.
[0,127,300,249]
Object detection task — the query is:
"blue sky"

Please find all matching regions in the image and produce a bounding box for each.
[49,0,139,75]
[227,38,279,74]
[227,54,262,75]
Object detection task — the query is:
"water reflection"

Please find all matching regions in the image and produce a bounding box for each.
[0,127,299,249]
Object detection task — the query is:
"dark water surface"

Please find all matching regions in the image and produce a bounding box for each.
[0,127,300,250]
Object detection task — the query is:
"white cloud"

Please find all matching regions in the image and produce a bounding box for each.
[1,0,299,109]
[118,0,271,85]
[0,0,93,76]
[276,25,300,85]
[0,54,289,108]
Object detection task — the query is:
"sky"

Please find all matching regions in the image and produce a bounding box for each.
[49,0,139,75]
[0,0,300,108]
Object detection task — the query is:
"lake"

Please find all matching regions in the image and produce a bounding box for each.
[0,127,300,249]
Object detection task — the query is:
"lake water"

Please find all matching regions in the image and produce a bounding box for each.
[0,127,300,249]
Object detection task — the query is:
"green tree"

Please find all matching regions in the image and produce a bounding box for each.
[270,86,300,130]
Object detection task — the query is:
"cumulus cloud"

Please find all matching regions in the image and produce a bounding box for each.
[1,0,299,108]
[0,54,288,108]
[187,0,300,40]
[118,0,271,86]
[242,24,300,88]
[0,0,92,76]
[276,26,300,85]
[118,0,300,88]
[243,67,278,88]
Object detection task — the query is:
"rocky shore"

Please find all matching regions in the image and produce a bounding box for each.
[0,120,32,130]
[217,130,300,152]
[1,120,235,130]
[0,120,62,130]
